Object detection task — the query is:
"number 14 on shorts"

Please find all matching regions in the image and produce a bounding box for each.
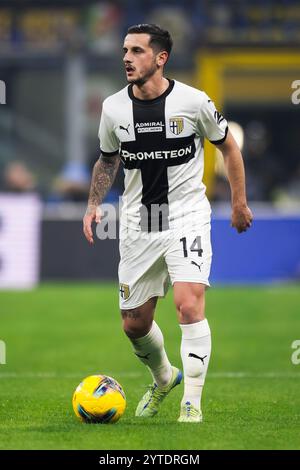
[180,236,203,258]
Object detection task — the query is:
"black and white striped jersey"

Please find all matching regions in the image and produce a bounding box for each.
[98,79,228,231]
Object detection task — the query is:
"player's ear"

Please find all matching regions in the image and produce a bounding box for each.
[156,51,168,66]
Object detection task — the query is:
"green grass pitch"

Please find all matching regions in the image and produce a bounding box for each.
[0,283,299,450]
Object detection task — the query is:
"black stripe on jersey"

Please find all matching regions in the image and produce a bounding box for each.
[121,89,196,231]
[128,79,174,105]
[209,125,228,145]
[121,135,196,231]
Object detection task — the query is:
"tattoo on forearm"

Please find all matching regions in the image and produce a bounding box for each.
[87,154,120,210]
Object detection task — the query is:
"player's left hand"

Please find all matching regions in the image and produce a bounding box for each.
[231,204,253,233]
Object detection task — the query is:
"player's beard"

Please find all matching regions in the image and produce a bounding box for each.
[128,61,158,86]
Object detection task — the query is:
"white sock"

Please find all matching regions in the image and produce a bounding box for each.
[129,321,173,388]
[180,319,211,411]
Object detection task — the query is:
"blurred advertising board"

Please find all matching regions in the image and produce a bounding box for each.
[0,194,41,289]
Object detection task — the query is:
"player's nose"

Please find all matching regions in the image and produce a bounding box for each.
[123,51,132,63]
[123,55,132,65]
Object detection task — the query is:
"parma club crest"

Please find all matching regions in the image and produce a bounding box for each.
[169,117,184,135]
[119,283,130,300]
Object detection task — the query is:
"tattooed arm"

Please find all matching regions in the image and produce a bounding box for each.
[83,154,120,244]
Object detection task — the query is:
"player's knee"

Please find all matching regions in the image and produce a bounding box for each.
[178,302,199,323]
[176,297,205,323]
[122,321,150,338]
[121,312,152,339]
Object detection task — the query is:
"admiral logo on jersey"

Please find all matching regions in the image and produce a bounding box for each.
[135,121,164,133]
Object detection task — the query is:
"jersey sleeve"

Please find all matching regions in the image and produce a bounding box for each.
[98,102,119,156]
[196,92,228,144]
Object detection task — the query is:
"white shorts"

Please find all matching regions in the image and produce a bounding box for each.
[118,216,212,309]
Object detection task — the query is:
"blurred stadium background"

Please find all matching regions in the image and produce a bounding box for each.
[1,0,300,286]
[0,0,300,450]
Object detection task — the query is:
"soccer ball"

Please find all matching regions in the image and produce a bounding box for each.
[72,375,126,424]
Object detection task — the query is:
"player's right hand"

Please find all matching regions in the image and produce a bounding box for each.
[83,205,102,245]
[231,204,253,234]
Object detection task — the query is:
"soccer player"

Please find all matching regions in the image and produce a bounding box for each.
[83,24,253,422]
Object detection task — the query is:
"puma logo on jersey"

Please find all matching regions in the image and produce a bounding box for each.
[191,261,203,271]
[119,124,130,134]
